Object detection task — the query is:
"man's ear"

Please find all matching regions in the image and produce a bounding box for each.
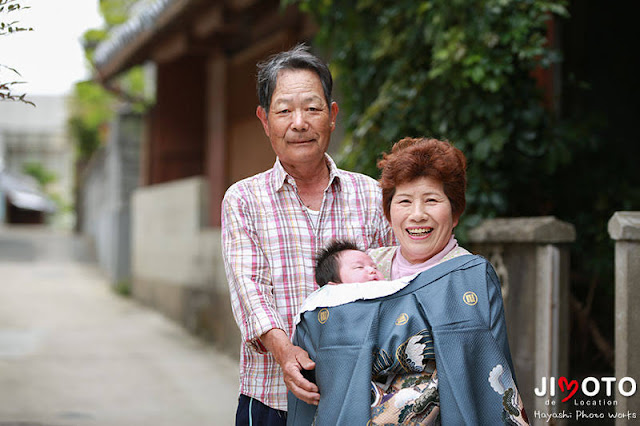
[256,106,270,137]
[329,102,339,132]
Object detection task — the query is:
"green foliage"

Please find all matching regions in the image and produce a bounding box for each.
[69,0,152,161]
[99,0,137,26]
[92,0,155,110]
[114,279,132,297]
[0,73,35,105]
[0,0,31,35]
[0,0,33,105]
[81,0,139,64]
[81,28,109,63]
[68,81,116,160]
[21,161,70,218]
[291,0,640,370]
[290,0,569,239]
[22,161,58,188]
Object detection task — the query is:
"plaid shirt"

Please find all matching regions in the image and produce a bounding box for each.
[222,155,394,410]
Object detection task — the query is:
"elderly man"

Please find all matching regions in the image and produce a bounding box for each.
[222,44,394,425]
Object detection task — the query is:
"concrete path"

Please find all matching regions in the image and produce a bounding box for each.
[0,225,239,426]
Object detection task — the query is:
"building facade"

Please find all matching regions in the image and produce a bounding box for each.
[0,96,73,226]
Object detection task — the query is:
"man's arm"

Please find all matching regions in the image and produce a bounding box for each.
[261,328,320,405]
[222,188,286,350]
[222,187,319,403]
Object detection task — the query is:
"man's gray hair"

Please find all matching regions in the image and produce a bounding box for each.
[256,43,333,113]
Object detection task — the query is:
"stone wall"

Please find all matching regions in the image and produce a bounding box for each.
[79,110,141,285]
[469,216,575,421]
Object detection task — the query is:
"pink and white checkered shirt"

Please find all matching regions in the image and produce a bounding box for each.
[222,155,394,410]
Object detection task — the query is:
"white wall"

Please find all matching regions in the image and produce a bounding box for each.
[130,177,238,354]
[132,177,211,286]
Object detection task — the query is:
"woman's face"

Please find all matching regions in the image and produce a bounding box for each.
[389,176,459,264]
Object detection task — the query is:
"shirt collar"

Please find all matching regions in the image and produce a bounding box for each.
[271,154,342,192]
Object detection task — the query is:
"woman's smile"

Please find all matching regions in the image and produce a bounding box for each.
[406,227,433,238]
[390,176,458,264]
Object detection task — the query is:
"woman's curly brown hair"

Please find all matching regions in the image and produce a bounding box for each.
[377,137,467,222]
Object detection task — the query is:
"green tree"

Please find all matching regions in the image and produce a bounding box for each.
[293,0,570,236]
[69,0,151,163]
[22,161,57,188]
[68,80,116,161]
[290,0,634,372]
[0,0,33,105]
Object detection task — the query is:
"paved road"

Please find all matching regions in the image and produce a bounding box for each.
[0,225,239,426]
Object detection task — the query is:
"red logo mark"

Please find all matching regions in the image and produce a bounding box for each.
[558,376,579,402]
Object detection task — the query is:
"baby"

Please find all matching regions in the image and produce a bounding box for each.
[298,239,439,424]
[298,239,409,319]
[314,239,383,286]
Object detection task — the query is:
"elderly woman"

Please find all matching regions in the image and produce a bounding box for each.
[287,138,528,425]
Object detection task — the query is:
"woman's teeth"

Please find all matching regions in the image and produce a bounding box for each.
[407,228,432,236]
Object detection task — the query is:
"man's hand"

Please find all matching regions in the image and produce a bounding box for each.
[261,328,320,405]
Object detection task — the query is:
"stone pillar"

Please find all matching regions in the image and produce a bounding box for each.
[469,216,575,422]
[608,211,640,424]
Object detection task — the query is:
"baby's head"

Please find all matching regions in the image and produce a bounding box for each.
[315,239,383,287]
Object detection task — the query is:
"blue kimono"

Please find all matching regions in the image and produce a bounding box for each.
[287,255,528,425]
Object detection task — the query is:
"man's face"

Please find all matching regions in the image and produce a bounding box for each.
[257,69,338,171]
[337,250,384,283]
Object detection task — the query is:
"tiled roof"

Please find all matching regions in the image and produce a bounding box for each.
[93,0,175,69]
[0,171,57,213]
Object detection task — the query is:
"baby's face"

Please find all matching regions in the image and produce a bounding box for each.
[338,250,384,283]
